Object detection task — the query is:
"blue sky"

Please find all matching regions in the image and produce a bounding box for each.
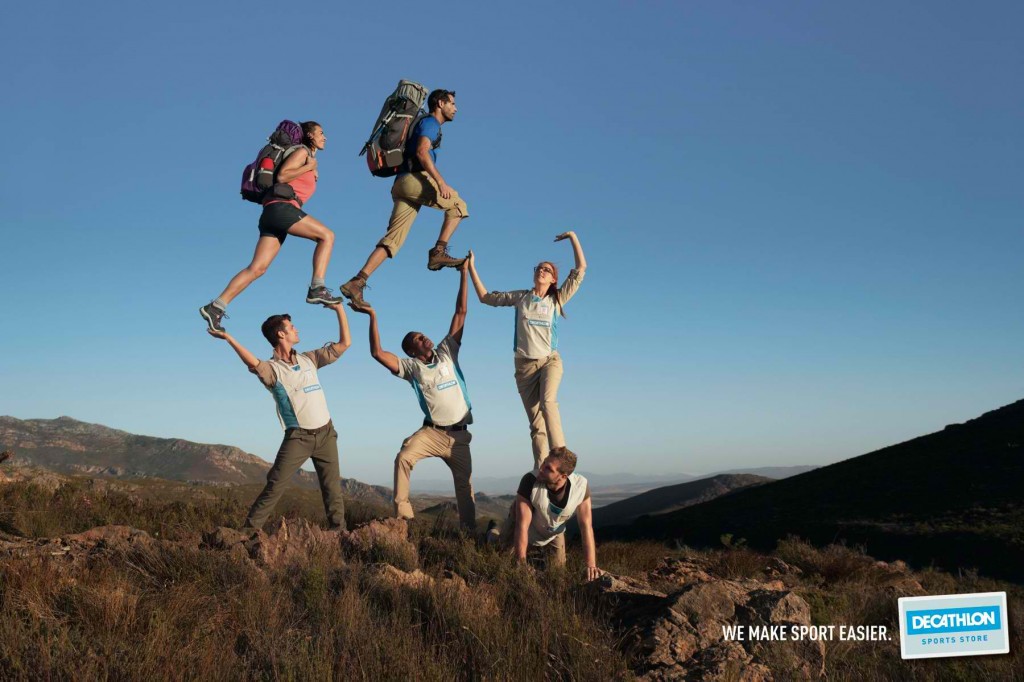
[2,1,1022,488]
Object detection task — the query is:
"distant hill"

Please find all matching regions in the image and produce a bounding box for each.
[591,474,772,529]
[0,416,393,506]
[606,399,1024,581]
[414,466,816,502]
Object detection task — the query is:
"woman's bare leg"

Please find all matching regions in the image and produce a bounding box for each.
[217,236,283,305]
[286,215,335,281]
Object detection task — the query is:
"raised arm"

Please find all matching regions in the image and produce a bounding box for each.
[470,252,519,307]
[555,231,587,273]
[350,305,400,374]
[276,147,316,184]
[208,329,260,371]
[575,496,601,581]
[467,251,488,302]
[324,302,352,356]
[449,262,469,344]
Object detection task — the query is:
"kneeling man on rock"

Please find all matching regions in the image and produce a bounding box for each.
[494,447,601,580]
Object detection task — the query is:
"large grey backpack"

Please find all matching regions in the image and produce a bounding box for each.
[359,80,428,177]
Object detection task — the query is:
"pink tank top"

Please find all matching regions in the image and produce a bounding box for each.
[265,147,317,209]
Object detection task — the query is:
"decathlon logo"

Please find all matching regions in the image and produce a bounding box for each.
[436,380,457,391]
[899,592,1009,659]
[302,384,322,393]
[906,607,1000,635]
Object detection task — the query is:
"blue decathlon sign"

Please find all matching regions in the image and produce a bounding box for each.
[905,606,1001,636]
[899,592,1009,659]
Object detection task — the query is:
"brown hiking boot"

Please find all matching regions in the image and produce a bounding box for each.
[427,245,466,271]
[340,278,372,312]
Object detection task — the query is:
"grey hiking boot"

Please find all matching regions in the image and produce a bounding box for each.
[340,278,372,312]
[199,303,228,333]
[427,245,466,271]
[306,285,343,306]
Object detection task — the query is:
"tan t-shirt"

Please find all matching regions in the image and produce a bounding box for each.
[251,345,339,430]
[481,268,584,359]
[395,335,473,427]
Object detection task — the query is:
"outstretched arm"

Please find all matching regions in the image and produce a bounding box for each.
[514,496,533,562]
[471,252,518,307]
[350,305,400,373]
[555,231,587,273]
[576,497,601,581]
[449,261,469,344]
[467,251,488,302]
[208,329,260,371]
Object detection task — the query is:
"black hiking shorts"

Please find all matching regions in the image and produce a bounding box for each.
[259,202,307,244]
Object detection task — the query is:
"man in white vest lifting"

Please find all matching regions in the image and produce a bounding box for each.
[495,446,601,580]
[349,261,476,533]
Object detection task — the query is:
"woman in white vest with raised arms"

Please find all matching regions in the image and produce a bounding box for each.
[467,231,587,471]
[492,447,601,581]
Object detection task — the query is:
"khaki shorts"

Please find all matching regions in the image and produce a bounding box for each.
[377,171,470,257]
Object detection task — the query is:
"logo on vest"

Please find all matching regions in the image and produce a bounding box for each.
[528,319,551,328]
[302,384,322,393]
[436,380,458,391]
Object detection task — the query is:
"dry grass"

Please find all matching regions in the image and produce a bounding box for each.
[1,480,1023,680]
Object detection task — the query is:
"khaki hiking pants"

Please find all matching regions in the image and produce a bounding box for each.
[498,501,566,567]
[245,421,346,530]
[377,171,470,258]
[393,426,476,531]
[515,351,565,470]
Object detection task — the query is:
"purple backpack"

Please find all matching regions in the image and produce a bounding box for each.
[240,120,304,203]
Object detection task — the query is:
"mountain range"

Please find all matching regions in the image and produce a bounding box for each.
[601,399,1024,581]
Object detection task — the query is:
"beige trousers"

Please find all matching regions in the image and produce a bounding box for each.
[393,426,475,531]
[377,172,469,257]
[514,351,565,470]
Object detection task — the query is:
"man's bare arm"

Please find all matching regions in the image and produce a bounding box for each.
[416,136,452,200]
[576,497,601,581]
[449,262,469,344]
[514,496,533,562]
[208,329,260,371]
[323,302,351,356]
[350,305,400,373]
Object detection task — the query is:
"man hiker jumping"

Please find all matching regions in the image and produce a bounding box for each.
[341,89,469,312]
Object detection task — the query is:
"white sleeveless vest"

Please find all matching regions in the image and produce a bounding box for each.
[527,473,588,546]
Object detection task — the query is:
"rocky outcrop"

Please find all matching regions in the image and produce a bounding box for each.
[199,517,420,573]
[340,517,418,571]
[0,524,154,570]
[590,556,825,681]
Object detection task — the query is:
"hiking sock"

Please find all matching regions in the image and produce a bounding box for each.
[433,240,448,251]
[212,298,227,312]
[355,271,369,283]
[311,276,326,289]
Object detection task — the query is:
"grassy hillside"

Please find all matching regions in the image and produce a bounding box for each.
[1,476,1022,680]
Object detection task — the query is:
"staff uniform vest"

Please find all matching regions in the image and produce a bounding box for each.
[263,353,331,430]
[528,473,589,546]
[396,336,473,427]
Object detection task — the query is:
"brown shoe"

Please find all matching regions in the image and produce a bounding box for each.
[427,246,466,271]
[340,278,372,312]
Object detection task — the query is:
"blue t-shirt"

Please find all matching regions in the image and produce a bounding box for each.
[404,116,441,172]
